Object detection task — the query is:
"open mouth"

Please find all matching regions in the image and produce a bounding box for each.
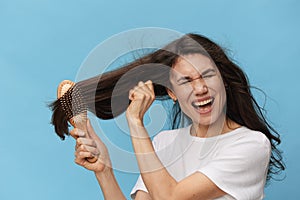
[192,97,214,110]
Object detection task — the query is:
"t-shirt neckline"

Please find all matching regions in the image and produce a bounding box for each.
[185,125,246,142]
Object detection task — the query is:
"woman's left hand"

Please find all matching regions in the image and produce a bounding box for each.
[126,80,155,125]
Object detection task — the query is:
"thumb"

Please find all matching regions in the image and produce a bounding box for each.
[86,119,97,138]
[86,119,102,142]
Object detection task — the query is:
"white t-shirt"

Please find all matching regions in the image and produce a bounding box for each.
[130,125,271,200]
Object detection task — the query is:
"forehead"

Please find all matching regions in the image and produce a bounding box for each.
[172,54,216,76]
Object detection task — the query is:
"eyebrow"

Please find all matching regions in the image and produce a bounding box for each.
[176,68,216,82]
[202,68,216,75]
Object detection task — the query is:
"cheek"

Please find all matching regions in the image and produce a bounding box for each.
[207,77,225,92]
[206,78,227,106]
[214,83,227,109]
[218,88,227,110]
[173,86,192,102]
[172,87,193,116]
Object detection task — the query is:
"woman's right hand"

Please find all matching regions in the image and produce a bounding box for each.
[70,119,112,173]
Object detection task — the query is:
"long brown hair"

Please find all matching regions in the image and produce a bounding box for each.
[49,33,285,181]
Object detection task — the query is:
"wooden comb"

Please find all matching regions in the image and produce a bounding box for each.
[57,80,97,163]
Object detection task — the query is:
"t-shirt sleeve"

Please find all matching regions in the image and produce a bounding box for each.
[130,175,148,199]
[198,132,271,200]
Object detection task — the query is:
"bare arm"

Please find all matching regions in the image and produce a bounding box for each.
[126,81,226,200]
[95,169,126,200]
[71,120,126,200]
[128,120,225,200]
[135,190,152,200]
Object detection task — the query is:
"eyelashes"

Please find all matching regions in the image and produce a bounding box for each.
[177,73,216,85]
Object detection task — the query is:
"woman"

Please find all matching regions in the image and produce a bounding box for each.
[50,33,285,199]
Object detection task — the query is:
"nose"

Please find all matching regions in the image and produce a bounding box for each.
[192,78,208,95]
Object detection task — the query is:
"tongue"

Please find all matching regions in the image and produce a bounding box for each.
[196,103,212,113]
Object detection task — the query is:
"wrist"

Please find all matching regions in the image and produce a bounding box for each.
[126,116,144,127]
[94,167,113,180]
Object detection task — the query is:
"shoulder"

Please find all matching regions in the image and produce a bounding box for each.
[198,127,271,199]
[152,125,191,149]
[231,127,271,150]
[220,127,271,161]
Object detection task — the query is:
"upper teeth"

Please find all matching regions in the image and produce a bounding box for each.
[194,98,213,106]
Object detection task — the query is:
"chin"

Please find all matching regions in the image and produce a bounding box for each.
[192,117,214,126]
[192,114,223,127]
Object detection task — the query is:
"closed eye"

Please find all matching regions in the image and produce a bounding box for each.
[202,73,216,79]
[202,69,217,78]
[176,68,217,85]
[177,77,193,85]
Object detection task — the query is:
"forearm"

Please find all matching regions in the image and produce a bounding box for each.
[95,169,126,200]
[128,120,178,200]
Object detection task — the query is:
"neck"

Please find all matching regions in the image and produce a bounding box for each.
[191,115,241,138]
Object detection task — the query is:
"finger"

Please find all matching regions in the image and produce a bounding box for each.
[145,80,154,91]
[75,151,95,165]
[77,137,97,147]
[129,82,147,100]
[145,80,152,84]
[86,119,104,144]
[129,88,142,100]
[77,144,100,156]
[70,128,85,139]
[129,89,135,100]
[78,151,96,158]
[137,83,155,101]
[138,81,154,95]
[74,156,86,166]
[75,143,100,160]
[145,80,155,98]
[138,81,145,87]
[135,82,152,96]
[138,81,151,92]
[69,129,78,139]
[129,81,155,103]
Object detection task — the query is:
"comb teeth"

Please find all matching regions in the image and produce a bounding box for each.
[59,85,87,121]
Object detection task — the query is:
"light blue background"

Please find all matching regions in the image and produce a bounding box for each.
[0,0,299,199]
